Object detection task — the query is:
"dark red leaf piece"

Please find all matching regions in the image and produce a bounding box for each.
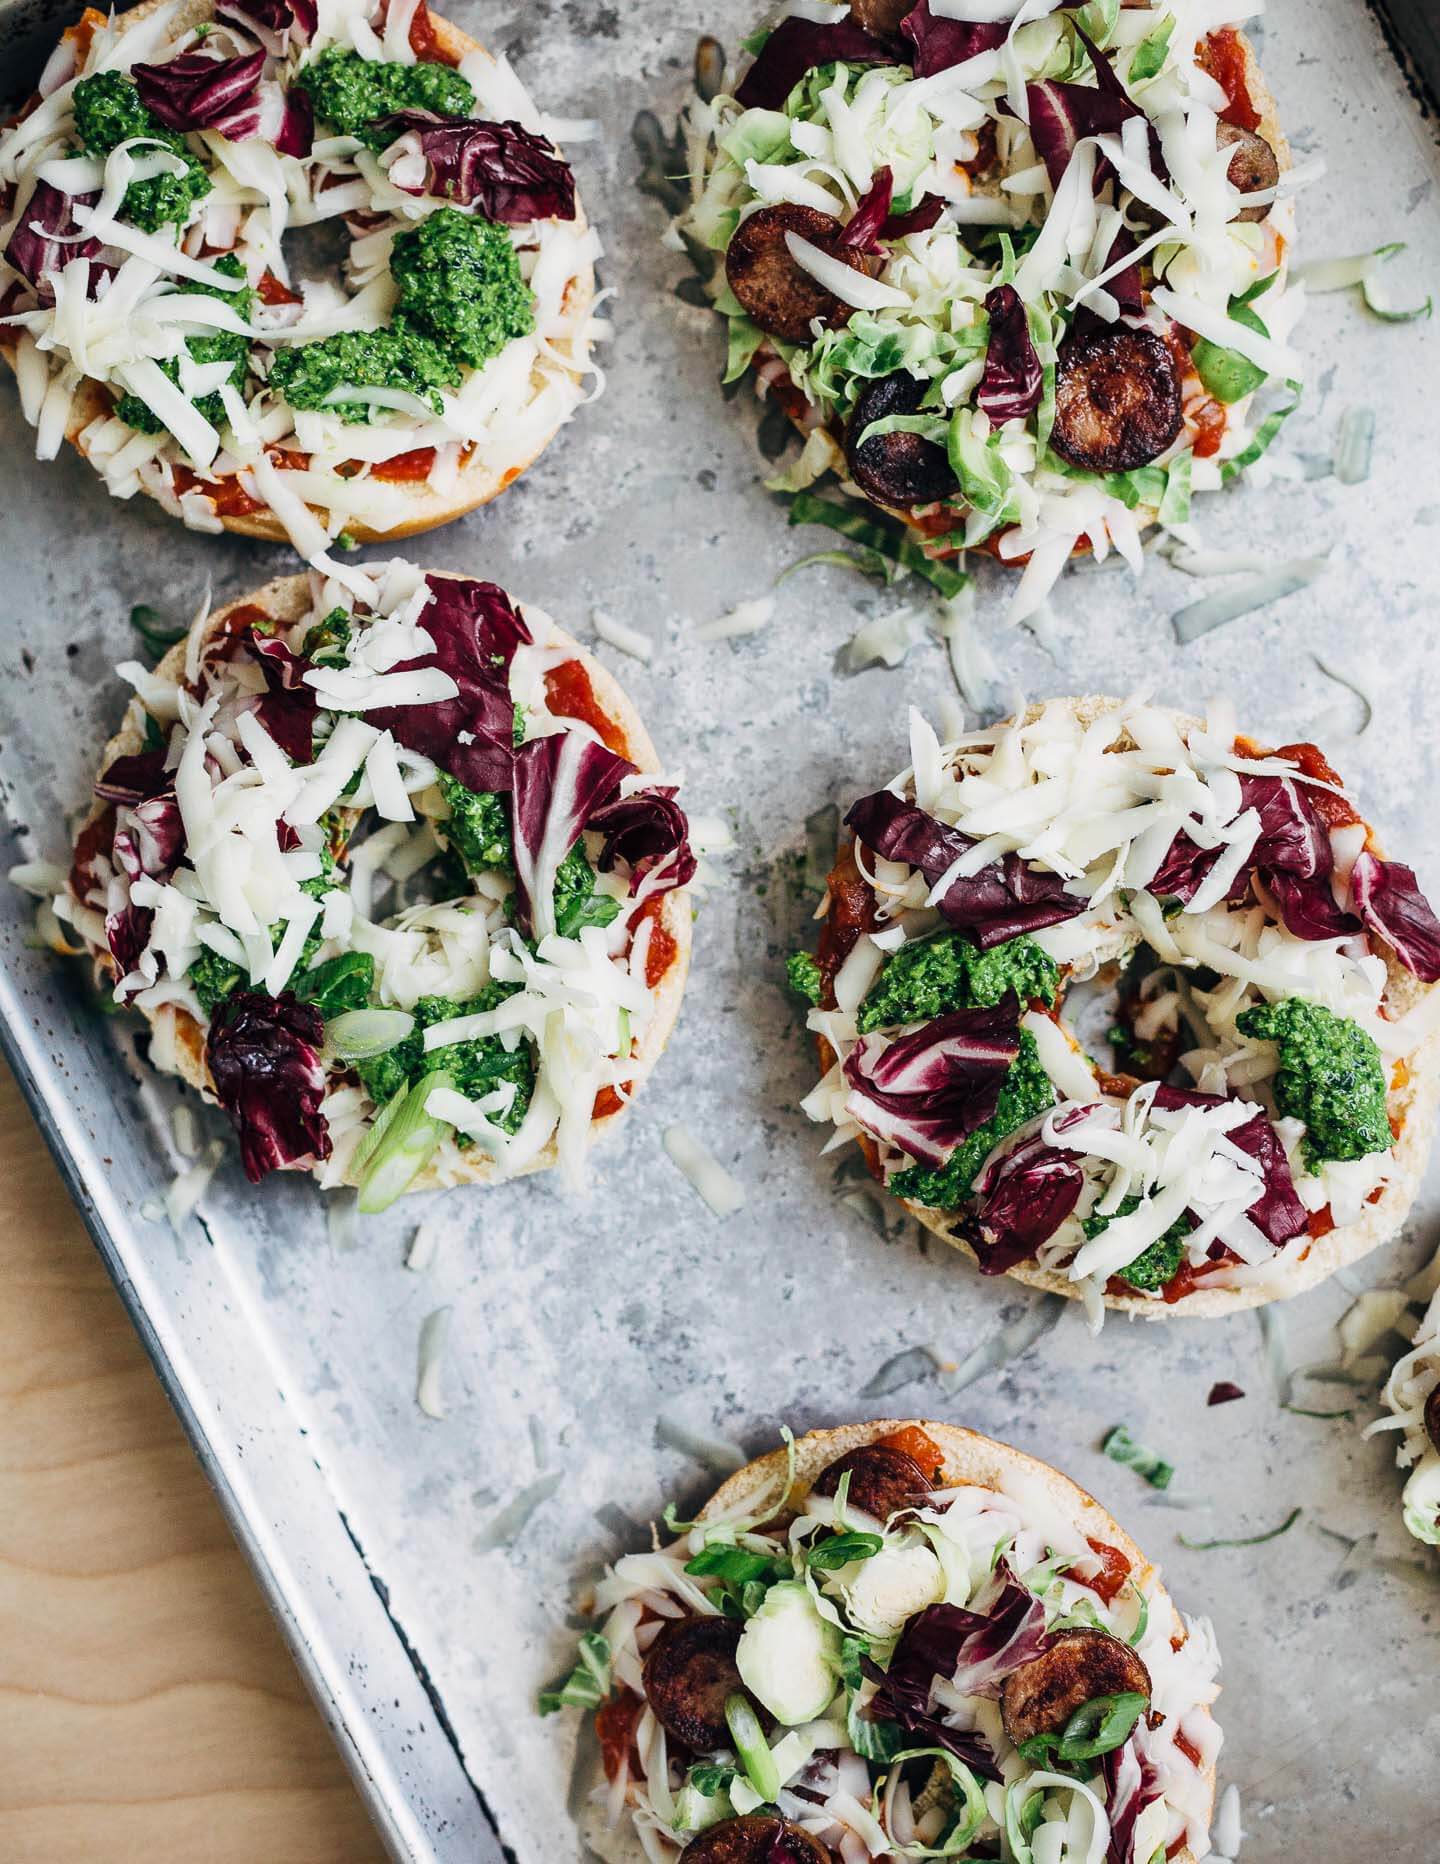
[511,733,635,940]
[214,0,316,52]
[843,997,1022,1167]
[206,989,331,1183]
[882,193,947,239]
[588,787,696,896]
[95,746,170,806]
[1103,1731,1165,1864]
[1350,851,1440,983]
[375,113,576,221]
[366,576,532,795]
[249,632,318,766]
[838,166,893,253]
[735,15,896,111]
[973,1131,1085,1271]
[133,49,267,129]
[977,283,1043,422]
[1207,1380,1245,1405]
[1151,1085,1306,1247]
[4,179,107,301]
[846,791,1084,948]
[899,1,1006,77]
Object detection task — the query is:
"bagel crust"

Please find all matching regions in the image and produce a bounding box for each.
[0,0,596,550]
[574,1420,1218,1864]
[802,694,1440,1319]
[64,569,691,1197]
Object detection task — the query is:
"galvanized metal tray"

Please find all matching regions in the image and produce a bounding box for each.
[2,4,1440,1859]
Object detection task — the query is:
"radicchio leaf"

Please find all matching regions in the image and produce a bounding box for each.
[95,746,170,806]
[4,180,106,301]
[250,632,317,765]
[375,113,576,221]
[207,989,331,1183]
[214,0,316,52]
[367,576,532,795]
[1151,1085,1306,1247]
[587,787,696,896]
[512,733,635,941]
[899,1,1006,78]
[1349,850,1440,983]
[1020,76,1139,190]
[106,788,184,991]
[1104,228,1144,314]
[735,15,896,111]
[882,193,947,239]
[846,791,1084,948]
[973,1131,1085,1272]
[1102,1729,1165,1864]
[977,283,1043,422]
[838,166,893,253]
[132,50,314,154]
[842,998,1021,1168]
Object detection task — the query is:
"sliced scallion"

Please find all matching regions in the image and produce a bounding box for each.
[724,1693,779,1803]
[356,1069,455,1213]
[325,1007,416,1062]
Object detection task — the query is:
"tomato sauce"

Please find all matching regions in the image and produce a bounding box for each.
[1187,394,1228,459]
[257,269,304,307]
[595,1687,644,1783]
[371,446,439,483]
[1158,1248,1241,1304]
[636,892,679,990]
[1074,1537,1131,1603]
[1200,27,1261,132]
[405,0,461,66]
[817,843,878,1007]
[70,806,116,899]
[172,463,266,517]
[543,659,631,758]
[876,1425,946,1483]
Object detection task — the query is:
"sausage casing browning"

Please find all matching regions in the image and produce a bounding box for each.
[846,372,959,509]
[725,204,870,346]
[1000,1629,1152,1747]
[642,1615,749,1752]
[683,1816,833,1864]
[812,1441,936,1524]
[1050,324,1182,475]
[1216,121,1280,222]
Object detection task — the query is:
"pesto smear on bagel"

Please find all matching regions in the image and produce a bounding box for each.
[56,559,694,1202]
[543,1423,1223,1864]
[795,699,1440,1322]
[674,1,1304,621]
[0,0,599,572]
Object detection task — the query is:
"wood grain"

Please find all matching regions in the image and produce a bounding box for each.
[0,1062,388,1864]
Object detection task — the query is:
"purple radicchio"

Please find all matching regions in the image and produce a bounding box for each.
[587,787,696,896]
[94,745,171,806]
[735,15,896,111]
[883,193,947,239]
[1102,1729,1166,1864]
[249,631,317,765]
[847,789,1084,948]
[106,789,185,988]
[1104,227,1144,314]
[366,576,532,795]
[972,1127,1086,1273]
[1010,26,1163,194]
[842,998,1022,1168]
[4,180,107,302]
[376,113,576,221]
[132,51,314,156]
[511,734,635,942]
[899,1,1006,78]
[840,167,949,248]
[1349,850,1440,983]
[977,283,1043,422]
[213,0,316,54]
[862,1573,1050,1777]
[1151,1085,1306,1248]
[206,990,331,1184]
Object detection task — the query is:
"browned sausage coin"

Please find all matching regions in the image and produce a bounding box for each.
[1000,1629,1152,1748]
[683,1815,833,1864]
[812,1441,936,1523]
[1424,1383,1440,1456]
[846,372,959,509]
[642,1615,750,1752]
[1050,324,1182,475]
[1217,121,1280,223]
[725,204,870,346]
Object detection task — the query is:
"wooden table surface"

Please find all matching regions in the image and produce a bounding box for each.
[0,1062,388,1864]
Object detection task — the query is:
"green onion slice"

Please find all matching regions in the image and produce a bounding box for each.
[724,1693,780,1803]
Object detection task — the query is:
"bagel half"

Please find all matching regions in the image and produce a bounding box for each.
[810,695,1440,1318]
[577,1419,1218,1864]
[2,0,595,546]
[69,571,690,1195]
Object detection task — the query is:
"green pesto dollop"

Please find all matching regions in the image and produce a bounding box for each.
[390,208,534,369]
[115,255,252,437]
[187,860,354,1016]
[296,46,474,147]
[888,1027,1054,1209]
[356,987,532,1135]
[302,608,353,666]
[858,929,1060,1035]
[266,323,462,421]
[72,71,212,233]
[786,950,823,1006]
[552,844,621,938]
[437,774,512,875]
[1080,1194,1189,1292]
[1236,997,1391,1167]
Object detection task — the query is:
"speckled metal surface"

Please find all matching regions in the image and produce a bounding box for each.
[1,4,1439,1861]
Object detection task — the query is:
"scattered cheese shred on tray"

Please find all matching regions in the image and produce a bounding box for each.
[416,1306,454,1420]
[693,597,775,642]
[593,610,655,662]
[662,1123,747,1217]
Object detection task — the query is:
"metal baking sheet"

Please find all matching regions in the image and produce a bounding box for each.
[2,5,1439,1860]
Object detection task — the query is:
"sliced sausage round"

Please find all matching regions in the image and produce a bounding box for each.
[725,204,869,346]
[642,1615,748,1753]
[846,372,958,510]
[1217,121,1280,223]
[1000,1629,1152,1748]
[684,1816,832,1864]
[1050,324,1182,475]
[1424,1384,1440,1456]
[812,1441,936,1524]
